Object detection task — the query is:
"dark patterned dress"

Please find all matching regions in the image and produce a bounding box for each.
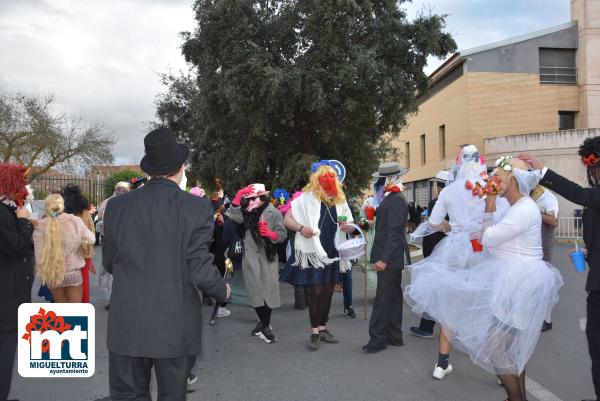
[280,203,340,285]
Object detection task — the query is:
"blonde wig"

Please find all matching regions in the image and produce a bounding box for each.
[37,194,66,288]
[115,181,130,192]
[303,165,346,206]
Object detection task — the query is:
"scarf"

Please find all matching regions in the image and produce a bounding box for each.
[242,202,278,263]
[291,191,353,272]
[385,184,403,194]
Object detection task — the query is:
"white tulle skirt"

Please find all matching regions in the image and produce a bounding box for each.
[405,235,563,375]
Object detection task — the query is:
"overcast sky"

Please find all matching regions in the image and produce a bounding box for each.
[0,0,570,166]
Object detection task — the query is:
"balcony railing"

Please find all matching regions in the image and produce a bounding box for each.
[556,217,583,240]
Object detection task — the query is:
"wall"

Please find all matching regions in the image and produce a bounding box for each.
[466,23,577,74]
[572,0,600,128]
[397,71,580,183]
[394,74,469,183]
[485,128,600,217]
[467,71,580,146]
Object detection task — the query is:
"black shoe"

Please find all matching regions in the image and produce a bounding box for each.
[294,303,306,310]
[362,342,387,354]
[344,305,356,319]
[541,321,553,332]
[387,338,404,347]
[250,321,263,336]
[259,326,276,344]
[104,304,110,311]
[410,326,434,339]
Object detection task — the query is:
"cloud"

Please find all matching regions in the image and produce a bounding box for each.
[0,0,195,165]
[0,0,572,166]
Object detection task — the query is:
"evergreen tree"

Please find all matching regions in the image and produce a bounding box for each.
[156,0,456,194]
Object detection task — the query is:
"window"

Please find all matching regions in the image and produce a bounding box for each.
[420,134,426,166]
[415,179,429,207]
[559,111,576,130]
[439,125,446,160]
[539,48,576,84]
[405,142,410,168]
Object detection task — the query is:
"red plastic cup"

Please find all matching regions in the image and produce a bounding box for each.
[365,206,376,220]
[470,239,483,253]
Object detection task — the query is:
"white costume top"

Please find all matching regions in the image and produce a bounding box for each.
[535,190,559,217]
[428,179,484,234]
[481,196,543,261]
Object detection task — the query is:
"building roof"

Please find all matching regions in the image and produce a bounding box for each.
[429,21,577,84]
[90,165,144,177]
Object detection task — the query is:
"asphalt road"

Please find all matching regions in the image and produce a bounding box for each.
[9,243,594,401]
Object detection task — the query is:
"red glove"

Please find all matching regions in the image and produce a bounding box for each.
[258,221,278,241]
[232,185,255,206]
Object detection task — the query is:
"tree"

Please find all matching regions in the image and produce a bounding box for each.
[0,91,115,177]
[155,0,456,195]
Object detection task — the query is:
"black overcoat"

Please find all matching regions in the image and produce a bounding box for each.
[0,203,34,332]
[103,178,227,358]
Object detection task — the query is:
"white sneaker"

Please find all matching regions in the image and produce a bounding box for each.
[432,363,453,380]
[217,307,231,318]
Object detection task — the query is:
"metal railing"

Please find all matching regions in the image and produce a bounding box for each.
[556,217,583,240]
[29,175,108,206]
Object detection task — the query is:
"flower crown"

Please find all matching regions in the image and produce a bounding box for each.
[494,156,513,172]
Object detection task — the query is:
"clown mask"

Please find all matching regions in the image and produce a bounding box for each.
[246,197,263,212]
[319,173,338,197]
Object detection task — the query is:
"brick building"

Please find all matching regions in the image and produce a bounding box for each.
[396,0,599,209]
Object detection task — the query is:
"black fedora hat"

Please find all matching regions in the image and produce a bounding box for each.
[140,128,189,175]
[372,162,409,178]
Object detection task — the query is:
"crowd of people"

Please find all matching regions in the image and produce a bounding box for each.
[1,126,600,401]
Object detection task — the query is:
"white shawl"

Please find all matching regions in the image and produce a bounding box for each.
[291,191,353,272]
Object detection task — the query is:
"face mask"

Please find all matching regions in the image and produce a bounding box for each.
[318,174,338,197]
[179,170,188,191]
[246,197,262,212]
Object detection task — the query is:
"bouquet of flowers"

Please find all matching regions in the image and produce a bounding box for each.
[465,171,501,199]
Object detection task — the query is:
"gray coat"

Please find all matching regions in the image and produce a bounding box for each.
[227,204,287,308]
[103,178,227,358]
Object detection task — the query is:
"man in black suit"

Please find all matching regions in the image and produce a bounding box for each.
[363,162,410,353]
[103,128,229,401]
[521,137,600,401]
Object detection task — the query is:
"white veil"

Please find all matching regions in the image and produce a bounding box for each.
[410,145,487,241]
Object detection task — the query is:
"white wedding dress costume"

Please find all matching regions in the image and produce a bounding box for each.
[406,166,563,375]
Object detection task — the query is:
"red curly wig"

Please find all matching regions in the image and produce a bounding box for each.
[0,163,29,207]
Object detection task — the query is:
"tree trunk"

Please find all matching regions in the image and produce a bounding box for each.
[300,128,315,155]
